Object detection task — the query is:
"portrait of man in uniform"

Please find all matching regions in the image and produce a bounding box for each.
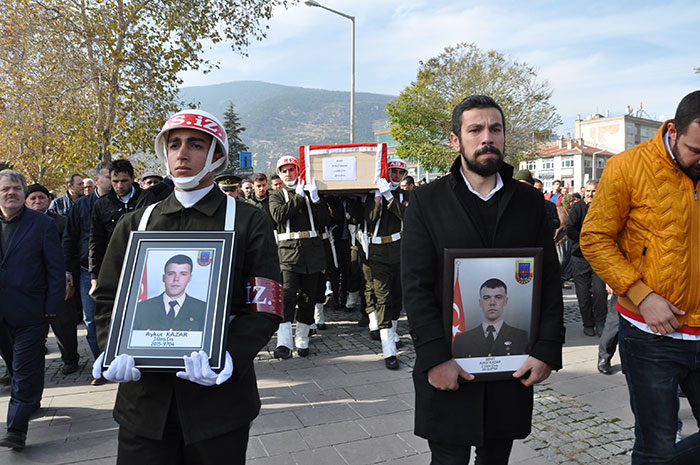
[453,278,529,358]
[132,254,207,332]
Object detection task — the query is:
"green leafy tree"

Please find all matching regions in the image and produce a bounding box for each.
[386,42,561,171]
[222,102,249,169]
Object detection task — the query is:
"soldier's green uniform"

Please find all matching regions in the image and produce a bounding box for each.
[94,187,281,453]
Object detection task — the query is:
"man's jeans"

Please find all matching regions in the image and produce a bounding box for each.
[618,315,700,464]
[80,268,100,359]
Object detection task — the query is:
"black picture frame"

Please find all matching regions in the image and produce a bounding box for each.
[103,231,236,371]
[443,248,543,381]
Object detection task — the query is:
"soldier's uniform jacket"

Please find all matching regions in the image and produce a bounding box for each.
[269,187,330,274]
[246,195,270,215]
[365,189,409,265]
[93,187,281,444]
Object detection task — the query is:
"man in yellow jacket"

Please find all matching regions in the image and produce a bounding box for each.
[580,90,700,464]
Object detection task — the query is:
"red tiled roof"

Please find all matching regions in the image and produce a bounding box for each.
[537,141,614,157]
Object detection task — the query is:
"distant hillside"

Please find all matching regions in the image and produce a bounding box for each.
[178,81,395,173]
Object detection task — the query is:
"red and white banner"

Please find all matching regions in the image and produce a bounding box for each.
[298,143,388,184]
[452,269,466,344]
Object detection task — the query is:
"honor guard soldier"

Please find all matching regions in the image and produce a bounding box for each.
[214,173,242,199]
[365,158,410,370]
[91,109,282,465]
[269,156,330,359]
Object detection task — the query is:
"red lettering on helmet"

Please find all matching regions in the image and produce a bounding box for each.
[169,114,185,126]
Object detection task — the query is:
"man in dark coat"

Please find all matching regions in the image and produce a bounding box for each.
[92,109,281,465]
[133,254,207,332]
[402,95,564,464]
[0,171,64,450]
[452,278,529,358]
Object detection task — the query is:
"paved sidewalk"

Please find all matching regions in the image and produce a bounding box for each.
[0,288,694,464]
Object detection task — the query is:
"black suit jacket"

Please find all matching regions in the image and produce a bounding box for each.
[401,157,564,446]
[452,322,529,358]
[133,293,207,331]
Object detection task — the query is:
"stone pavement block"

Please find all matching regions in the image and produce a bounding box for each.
[45,390,118,409]
[334,435,417,465]
[286,381,322,395]
[250,411,304,436]
[298,420,370,448]
[349,397,412,418]
[396,432,428,454]
[68,416,119,439]
[302,387,354,406]
[258,385,298,398]
[258,394,310,414]
[294,403,361,427]
[345,379,414,400]
[549,372,623,398]
[247,453,296,465]
[247,436,267,459]
[510,440,544,462]
[394,392,415,408]
[0,434,118,465]
[356,411,414,436]
[258,430,309,456]
[48,406,115,426]
[290,446,347,465]
[381,452,431,465]
[286,364,347,382]
[313,368,410,390]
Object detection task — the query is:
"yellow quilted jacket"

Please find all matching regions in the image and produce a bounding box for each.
[581,121,700,328]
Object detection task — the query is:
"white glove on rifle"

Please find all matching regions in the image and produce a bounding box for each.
[92,352,141,383]
[376,178,393,201]
[176,350,234,386]
[304,177,321,203]
[295,179,306,197]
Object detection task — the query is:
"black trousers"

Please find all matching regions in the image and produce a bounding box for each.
[428,439,514,465]
[117,398,250,465]
[571,256,607,328]
[49,297,79,365]
[282,270,321,324]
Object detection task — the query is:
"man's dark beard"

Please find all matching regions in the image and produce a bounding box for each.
[672,139,700,181]
[462,144,504,177]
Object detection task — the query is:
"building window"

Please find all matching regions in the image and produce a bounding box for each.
[641,127,649,138]
[526,160,536,170]
[596,158,606,168]
[542,159,554,169]
[584,158,592,168]
[561,157,574,168]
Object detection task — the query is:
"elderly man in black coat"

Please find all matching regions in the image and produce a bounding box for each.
[402,95,564,464]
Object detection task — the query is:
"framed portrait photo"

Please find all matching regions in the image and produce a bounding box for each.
[103,231,236,371]
[443,248,543,381]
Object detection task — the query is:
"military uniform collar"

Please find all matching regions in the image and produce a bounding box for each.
[160,184,224,216]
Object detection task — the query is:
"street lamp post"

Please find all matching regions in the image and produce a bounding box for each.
[305,0,355,143]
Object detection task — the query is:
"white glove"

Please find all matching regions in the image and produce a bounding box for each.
[295,180,306,197]
[376,178,393,201]
[93,352,141,383]
[304,177,320,203]
[176,350,234,386]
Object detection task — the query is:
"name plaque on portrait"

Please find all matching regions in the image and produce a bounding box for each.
[322,156,357,181]
[456,354,529,375]
[129,330,203,349]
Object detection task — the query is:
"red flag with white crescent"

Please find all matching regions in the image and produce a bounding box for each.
[138,262,148,302]
[452,270,466,344]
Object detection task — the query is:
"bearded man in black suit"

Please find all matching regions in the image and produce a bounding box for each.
[133,254,207,332]
[453,278,529,358]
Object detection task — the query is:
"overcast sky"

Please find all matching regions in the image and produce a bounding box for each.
[179,0,700,134]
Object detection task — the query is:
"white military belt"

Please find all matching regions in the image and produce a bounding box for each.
[277,230,319,241]
[370,232,402,244]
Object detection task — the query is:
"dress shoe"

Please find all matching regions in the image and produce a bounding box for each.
[62,362,79,375]
[0,430,26,450]
[309,328,317,336]
[91,376,107,386]
[297,348,310,357]
[597,357,613,375]
[273,346,292,360]
[357,314,370,327]
[384,356,399,370]
[370,330,380,341]
[583,327,596,337]
[316,323,327,330]
[395,339,404,349]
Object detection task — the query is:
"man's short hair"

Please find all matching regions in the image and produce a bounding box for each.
[65,173,82,186]
[241,178,252,185]
[164,254,193,273]
[585,179,598,187]
[403,175,415,186]
[93,161,112,177]
[110,159,134,178]
[480,278,508,294]
[674,90,700,136]
[270,174,280,181]
[451,95,506,140]
[0,169,27,191]
[252,173,267,183]
[553,179,561,184]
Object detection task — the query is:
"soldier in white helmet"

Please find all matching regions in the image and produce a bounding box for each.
[269,156,330,359]
[92,109,282,464]
[364,159,410,369]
